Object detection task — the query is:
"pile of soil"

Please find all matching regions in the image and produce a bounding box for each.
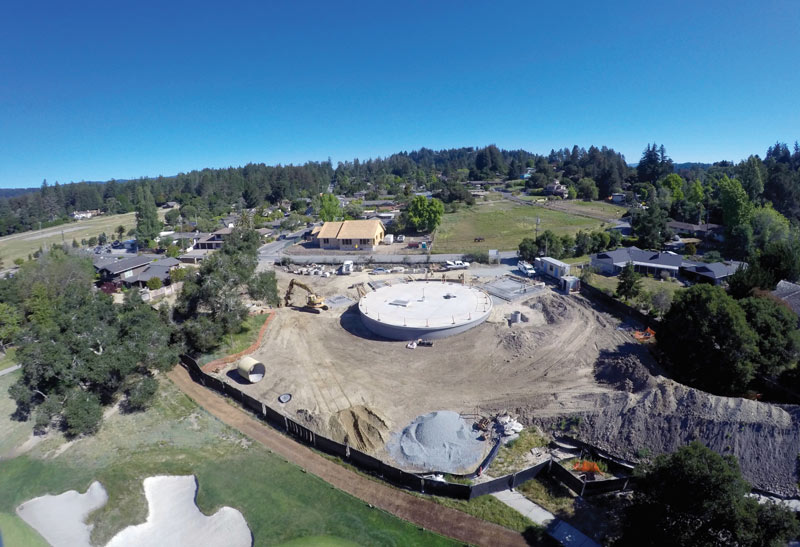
[539,380,800,497]
[328,405,389,452]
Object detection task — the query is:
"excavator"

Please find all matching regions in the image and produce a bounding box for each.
[283,279,328,313]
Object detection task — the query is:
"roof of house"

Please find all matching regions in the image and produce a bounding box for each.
[96,256,153,275]
[593,246,684,269]
[336,219,385,239]
[127,264,172,284]
[538,256,570,268]
[667,221,722,233]
[681,261,744,279]
[152,257,180,268]
[316,221,344,239]
[316,220,385,240]
[773,280,800,317]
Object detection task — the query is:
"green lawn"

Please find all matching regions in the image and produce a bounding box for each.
[491,429,549,475]
[0,348,17,372]
[561,200,627,219]
[0,210,167,265]
[197,313,270,365]
[0,371,457,547]
[0,512,49,547]
[586,272,685,296]
[433,201,605,254]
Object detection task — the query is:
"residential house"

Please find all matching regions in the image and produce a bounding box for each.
[315,219,385,251]
[95,255,154,283]
[71,209,102,220]
[591,246,684,278]
[610,193,626,203]
[667,221,723,240]
[773,281,800,322]
[120,257,181,288]
[545,182,569,198]
[680,261,745,285]
[195,228,232,250]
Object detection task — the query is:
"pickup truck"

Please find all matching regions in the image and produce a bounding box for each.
[445,260,470,270]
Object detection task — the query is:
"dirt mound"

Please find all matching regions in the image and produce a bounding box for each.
[540,381,800,497]
[328,406,389,452]
[526,293,571,324]
[594,351,657,393]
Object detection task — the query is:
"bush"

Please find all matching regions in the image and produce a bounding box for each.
[463,251,489,264]
[63,391,103,437]
[127,376,158,411]
[146,277,163,290]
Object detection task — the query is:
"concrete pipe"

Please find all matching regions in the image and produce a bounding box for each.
[237,356,266,383]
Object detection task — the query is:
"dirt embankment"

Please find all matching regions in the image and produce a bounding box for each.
[536,345,800,497]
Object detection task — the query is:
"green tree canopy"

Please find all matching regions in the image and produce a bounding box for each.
[659,284,758,394]
[615,262,642,301]
[740,296,800,377]
[618,441,798,546]
[719,175,754,229]
[135,185,162,246]
[631,205,668,249]
[317,193,342,222]
[405,196,444,232]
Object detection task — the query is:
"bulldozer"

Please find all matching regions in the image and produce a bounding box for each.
[283,279,329,313]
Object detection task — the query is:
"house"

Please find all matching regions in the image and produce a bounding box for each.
[195,228,232,250]
[680,261,745,285]
[315,219,385,251]
[591,246,684,278]
[95,255,154,283]
[178,249,214,264]
[610,193,626,203]
[71,209,102,220]
[535,257,571,280]
[667,221,723,240]
[545,182,569,198]
[610,220,632,236]
[169,232,210,250]
[773,281,800,320]
[122,257,181,288]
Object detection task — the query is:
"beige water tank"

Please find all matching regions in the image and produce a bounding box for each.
[237,356,266,383]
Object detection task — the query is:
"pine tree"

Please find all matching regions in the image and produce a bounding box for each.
[135,186,161,247]
[616,262,641,301]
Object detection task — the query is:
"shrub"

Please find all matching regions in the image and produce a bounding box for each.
[463,251,489,264]
[146,277,163,290]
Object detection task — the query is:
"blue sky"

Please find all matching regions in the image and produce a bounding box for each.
[1,1,798,188]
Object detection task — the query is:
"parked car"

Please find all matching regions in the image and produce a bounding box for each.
[370,267,388,275]
[396,234,405,242]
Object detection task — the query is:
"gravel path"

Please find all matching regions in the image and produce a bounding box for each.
[167,365,528,547]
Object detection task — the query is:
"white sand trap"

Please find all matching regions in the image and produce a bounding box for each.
[106,475,251,547]
[16,481,108,547]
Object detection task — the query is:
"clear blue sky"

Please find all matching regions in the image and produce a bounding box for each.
[1,1,798,188]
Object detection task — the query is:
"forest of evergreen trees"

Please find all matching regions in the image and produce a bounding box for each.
[1,142,799,239]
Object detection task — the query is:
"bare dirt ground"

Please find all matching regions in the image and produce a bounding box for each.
[212,267,800,497]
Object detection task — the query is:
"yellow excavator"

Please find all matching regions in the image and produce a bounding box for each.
[283,279,328,313]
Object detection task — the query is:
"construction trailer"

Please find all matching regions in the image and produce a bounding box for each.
[535,257,571,280]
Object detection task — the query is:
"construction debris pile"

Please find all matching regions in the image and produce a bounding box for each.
[388,410,487,473]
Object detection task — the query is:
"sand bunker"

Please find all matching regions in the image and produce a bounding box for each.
[106,475,251,547]
[16,481,108,547]
[388,410,486,473]
[16,475,251,547]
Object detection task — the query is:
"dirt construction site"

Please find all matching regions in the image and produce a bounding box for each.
[211,267,800,497]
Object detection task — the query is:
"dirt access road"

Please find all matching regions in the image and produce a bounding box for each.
[167,365,529,547]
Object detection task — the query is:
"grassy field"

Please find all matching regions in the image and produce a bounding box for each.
[0,348,17,372]
[0,371,457,546]
[0,210,167,265]
[491,429,549,476]
[0,511,49,547]
[433,201,606,254]
[586,271,685,296]
[550,200,627,219]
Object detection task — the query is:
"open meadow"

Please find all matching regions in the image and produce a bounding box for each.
[0,370,457,547]
[0,210,167,265]
[433,200,607,254]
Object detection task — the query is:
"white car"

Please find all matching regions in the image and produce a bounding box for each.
[396,234,405,242]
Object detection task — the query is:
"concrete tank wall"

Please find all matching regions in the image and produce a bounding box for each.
[359,307,491,340]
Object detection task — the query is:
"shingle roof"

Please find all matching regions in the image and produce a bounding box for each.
[682,261,744,279]
[97,256,153,275]
[127,265,172,283]
[593,246,683,269]
[773,280,800,317]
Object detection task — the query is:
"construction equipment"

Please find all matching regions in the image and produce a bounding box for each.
[283,279,328,313]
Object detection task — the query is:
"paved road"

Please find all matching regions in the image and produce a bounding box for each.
[167,365,528,547]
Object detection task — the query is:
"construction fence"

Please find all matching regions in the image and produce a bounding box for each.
[179,354,636,500]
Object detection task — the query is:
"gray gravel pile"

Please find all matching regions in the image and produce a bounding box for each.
[388,410,486,473]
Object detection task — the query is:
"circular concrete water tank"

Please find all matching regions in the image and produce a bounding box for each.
[358,281,492,340]
[237,356,266,383]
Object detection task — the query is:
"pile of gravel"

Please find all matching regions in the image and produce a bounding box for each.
[388,410,486,473]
